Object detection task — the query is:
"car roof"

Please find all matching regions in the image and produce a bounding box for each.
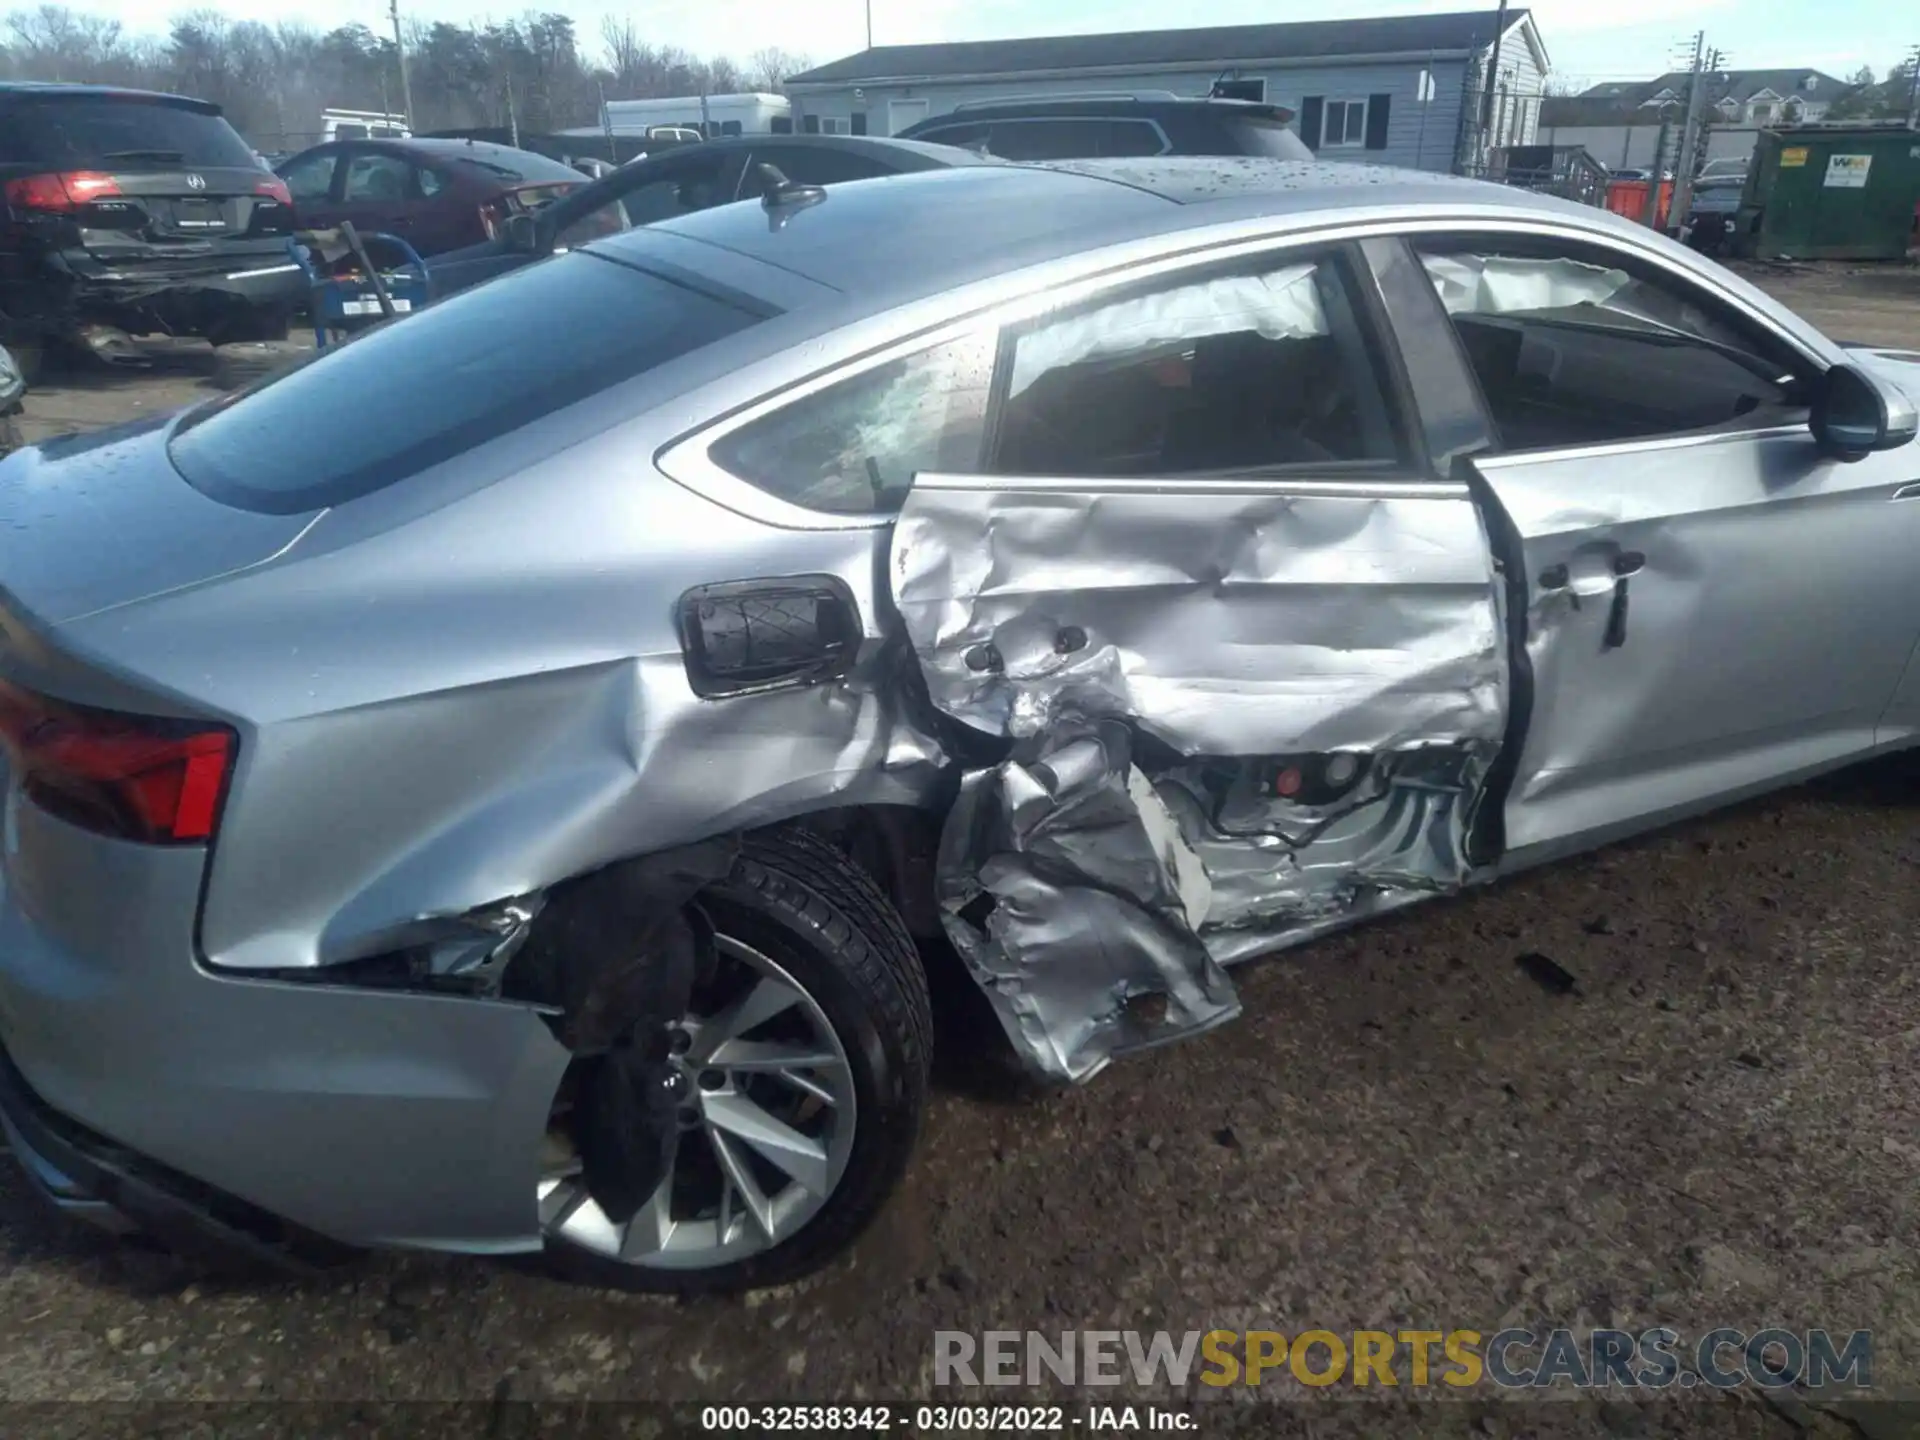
[914,95,1296,121]
[399,138,569,164]
[620,134,987,163]
[0,82,220,113]
[611,157,1552,301]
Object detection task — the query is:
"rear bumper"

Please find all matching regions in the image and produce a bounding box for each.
[0,798,570,1256]
[1,244,308,336]
[0,1040,328,1270]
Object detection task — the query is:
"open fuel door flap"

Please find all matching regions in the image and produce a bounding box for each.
[892,472,1510,1082]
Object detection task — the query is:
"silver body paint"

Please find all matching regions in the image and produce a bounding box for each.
[0,159,1913,1248]
[893,474,1506,1080]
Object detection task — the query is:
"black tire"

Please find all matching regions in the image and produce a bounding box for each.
[542,824,932,1294]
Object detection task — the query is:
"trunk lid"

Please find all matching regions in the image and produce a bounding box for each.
[1,92,290,258]
[0,415,316,628]
[75,165,289,254]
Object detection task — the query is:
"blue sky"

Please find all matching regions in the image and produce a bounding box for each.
[95,0,1903,90]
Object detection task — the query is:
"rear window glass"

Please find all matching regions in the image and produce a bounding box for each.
[1234,118,1314,161]
[0,97,257,169]
[168,253,764,514]
[447,148,586,185]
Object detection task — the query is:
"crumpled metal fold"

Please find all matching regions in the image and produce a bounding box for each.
[935,715,1239,1084]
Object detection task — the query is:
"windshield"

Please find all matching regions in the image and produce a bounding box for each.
[0,97,256,169]
[168,252,765,514]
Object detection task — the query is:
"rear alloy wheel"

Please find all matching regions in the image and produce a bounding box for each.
[539,827,932,1293]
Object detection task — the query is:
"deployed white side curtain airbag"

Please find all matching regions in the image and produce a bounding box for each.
[1420,253,1632,316]
[1009,263,1329,399]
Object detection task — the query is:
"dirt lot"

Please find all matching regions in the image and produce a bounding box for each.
[2,265,1919,1439]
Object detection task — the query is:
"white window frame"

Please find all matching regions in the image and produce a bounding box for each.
[1320,97,1369,149]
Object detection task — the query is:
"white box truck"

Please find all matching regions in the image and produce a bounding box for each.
[599,94,790,138]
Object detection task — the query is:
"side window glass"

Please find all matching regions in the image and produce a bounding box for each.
[1414,242,1806,451]
[1102,121,1166,156]
[985,119,1102,160]
[417,166,445,198]
[342,152,412,202]
[747,149,891,189]
[281,152,336,202]
[994,255,1399,477]
[915,122,988,152]
[620,157,728,224]
[709,335,995,514]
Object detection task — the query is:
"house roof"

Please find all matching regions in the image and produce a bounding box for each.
[787,10,1533,87]
[1539,97,1651,129]
[1576,67,1851,108]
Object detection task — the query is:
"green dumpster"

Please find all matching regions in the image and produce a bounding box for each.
[1737,124,1920,261]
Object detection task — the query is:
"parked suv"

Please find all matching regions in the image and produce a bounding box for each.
[897,92,1312,162]
[0,83,301,377]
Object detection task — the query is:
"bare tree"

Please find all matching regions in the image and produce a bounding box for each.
[0,1,770,142]
[745,45,809,94]
[600,13,642,88]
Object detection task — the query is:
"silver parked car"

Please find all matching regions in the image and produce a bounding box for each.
[0,159,1915,1292]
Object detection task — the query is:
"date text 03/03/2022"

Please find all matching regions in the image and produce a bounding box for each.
[699,1405,1192,1431]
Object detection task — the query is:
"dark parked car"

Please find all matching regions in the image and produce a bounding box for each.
[425,134,989,298]
[1683,178,1747,255]
[275,137,591,259]
[896,92,1312,162]
[0,83,301,378]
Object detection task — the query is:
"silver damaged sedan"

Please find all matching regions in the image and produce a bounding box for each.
[0,158,1915,1291]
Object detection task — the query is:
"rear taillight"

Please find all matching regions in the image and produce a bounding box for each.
[254,175,293,206]
[0,681,235,844]
[4,171,122,212]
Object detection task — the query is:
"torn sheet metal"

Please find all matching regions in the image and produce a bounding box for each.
[893,477,1507,754]
[896,475,1507,1082]
[936,715,1238,1083]
[1155,746,1491,964]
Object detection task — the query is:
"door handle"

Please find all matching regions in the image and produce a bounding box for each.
[1603,550,1645,650]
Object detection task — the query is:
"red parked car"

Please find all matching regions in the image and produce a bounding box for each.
[275,137,589,257]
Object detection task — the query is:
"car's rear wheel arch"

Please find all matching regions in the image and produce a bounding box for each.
[517,821,934,1292]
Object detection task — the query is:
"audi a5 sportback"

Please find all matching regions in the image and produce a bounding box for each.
[0,159,1914,1293]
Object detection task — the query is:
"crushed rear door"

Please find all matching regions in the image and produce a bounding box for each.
[892,471,1509,1081]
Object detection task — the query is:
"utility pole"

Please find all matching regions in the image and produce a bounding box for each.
[1478,0,1512,164]
[1640,116,1671,226]
[389,0,416,130]
[1668,31,1710,236]
[867,0,874,49]
[1906,44,1920,128]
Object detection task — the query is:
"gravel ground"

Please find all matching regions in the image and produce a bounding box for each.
[2,268,1919,1438]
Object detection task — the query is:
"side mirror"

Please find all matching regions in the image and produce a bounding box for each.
[1811,363,1919,461]
[501,211,542,256]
